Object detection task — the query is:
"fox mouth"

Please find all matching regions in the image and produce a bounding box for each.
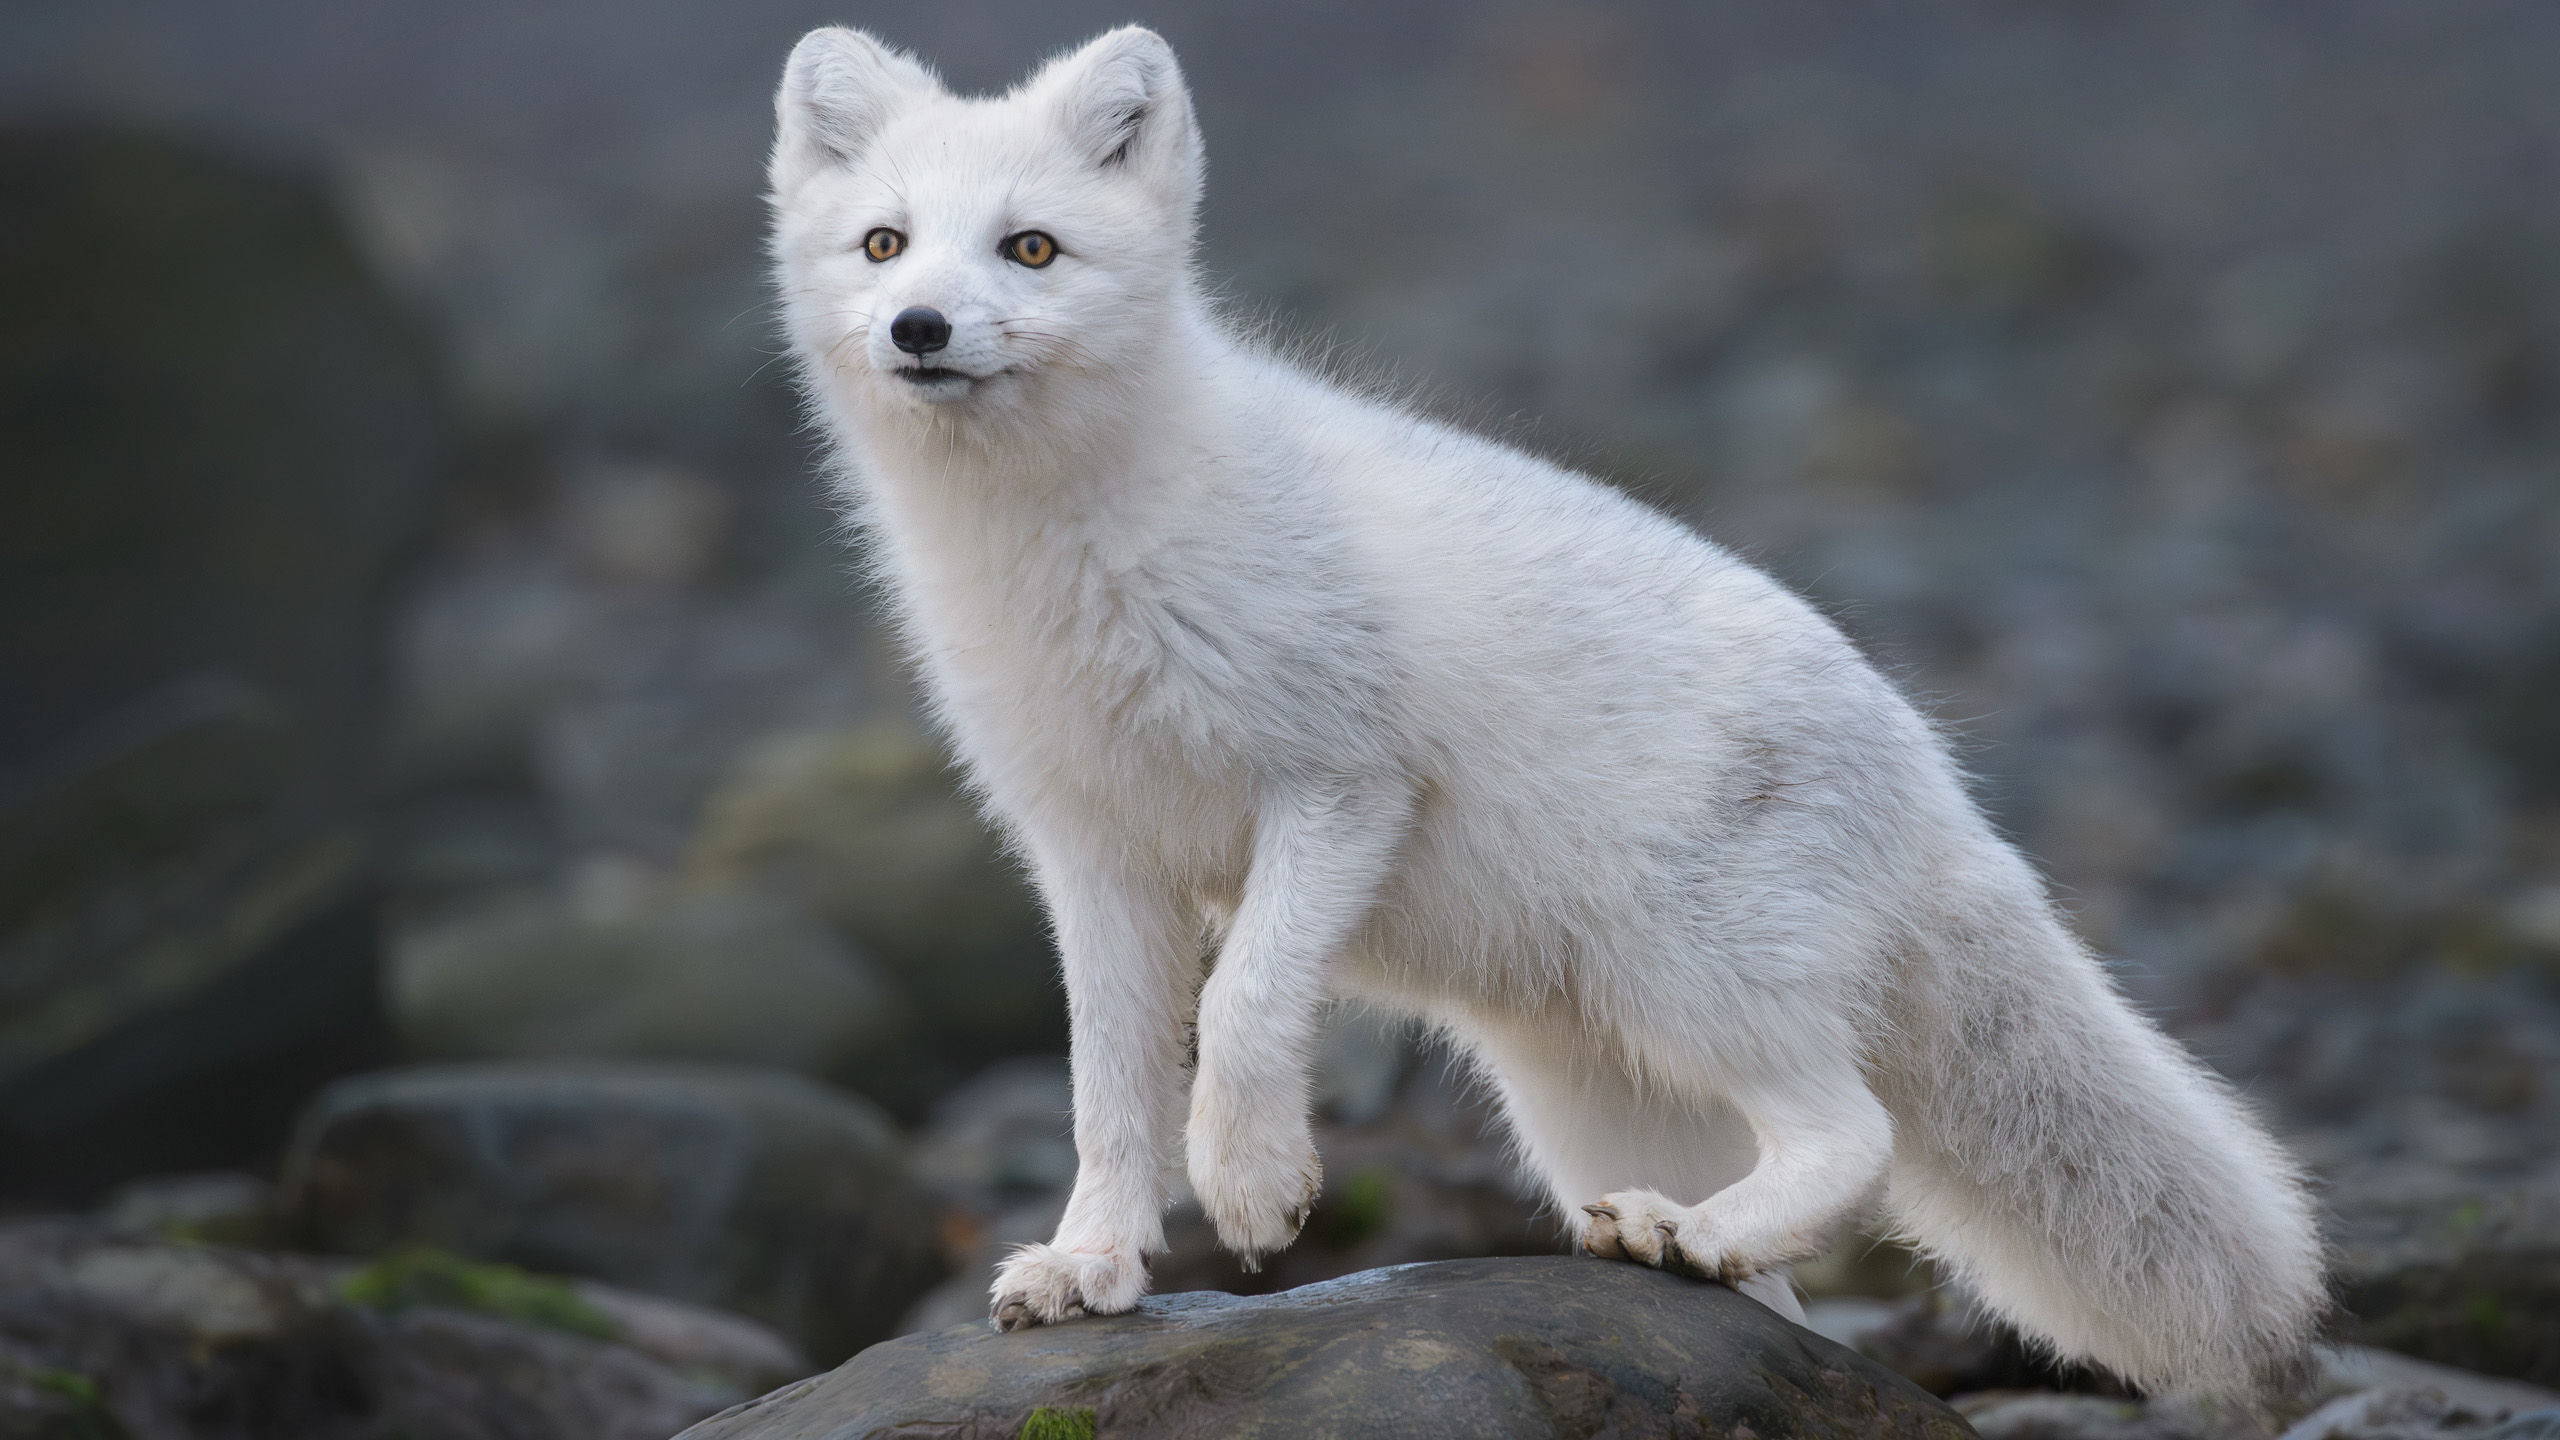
[895,366,979,386]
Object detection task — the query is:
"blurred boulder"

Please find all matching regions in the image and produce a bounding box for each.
[2310,1350,2560,1425]
[281,1061,945,1363]
[0,1220,785,1440]
[1951,1392,2193,1440]
[567,1276,807,1397]
[2272,1388,2543,1440]
[386,886,906,1075]
[2330,1179,2560,1387]
[686,721,1060,1078]
[0,128,445,1200]
[0,676,390,1204]
[686,1256,1972,1440]
[99,1170,280,1248]
[1794,1227,1941,1301]
[1811,1298,2560,1440]
[385,561,597,792]
[907,1057,1078,1208]
[333,1246,806,1393]
[1309,1004,1412,1125]
[530,597,881,867]
[563,462,734,589]
[1802,1290,2129,1399]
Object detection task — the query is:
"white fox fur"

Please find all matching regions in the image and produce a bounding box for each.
[766,26,2325,1394]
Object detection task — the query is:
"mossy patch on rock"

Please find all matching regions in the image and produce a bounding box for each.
[338,1246,618,1340]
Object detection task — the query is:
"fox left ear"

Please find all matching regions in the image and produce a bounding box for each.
[1033,28,1203,213]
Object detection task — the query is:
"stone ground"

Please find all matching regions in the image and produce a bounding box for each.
[683,1258,1973,1440]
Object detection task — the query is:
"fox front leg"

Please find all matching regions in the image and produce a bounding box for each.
[1187,777,1412,1265]
[990,847,1198,1330]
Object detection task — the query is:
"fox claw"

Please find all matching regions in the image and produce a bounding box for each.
[1580,1202,1628,1260]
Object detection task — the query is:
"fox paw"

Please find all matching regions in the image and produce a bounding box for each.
[1189,1129,1321,1267]
[1578,1189,1756,1285]
[988,1243,1147,1331]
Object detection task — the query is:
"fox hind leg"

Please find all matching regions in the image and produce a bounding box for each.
[1582,1049,1892,1321]
[1461,1018,1812,1322]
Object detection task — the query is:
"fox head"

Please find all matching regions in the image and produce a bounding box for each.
[768,27,1203,433]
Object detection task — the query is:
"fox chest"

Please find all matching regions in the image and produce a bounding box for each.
[902,569,1260,846]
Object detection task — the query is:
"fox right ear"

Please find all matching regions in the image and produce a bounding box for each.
[771,28,940,192]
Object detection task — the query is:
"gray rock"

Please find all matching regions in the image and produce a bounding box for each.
[2328,1178,2560,1387]
[1801,1288,2125,1398]
[1914,1349,2560,1440]
[2315,1349,2560,1420]
[688,1256,1975,1440]
[386,558,883,857]
[0,126,443,1202]
[569,1281,809,1395]
[0,1220,790,1440]
[1309,1004,1414,1126]
[1793,1228,1943,1301]
[354,1306,734,1440]
[1955,1392,2194,1440]
[907,1057,1078,1206]
[98,1170,279,1247]
[684,722,1058,1077]
[281,1061,947,1364]
[2278,1387,2518,1440]
[386,886,908,1075]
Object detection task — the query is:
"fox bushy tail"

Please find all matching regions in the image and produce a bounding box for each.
[1879,851,2325,1396]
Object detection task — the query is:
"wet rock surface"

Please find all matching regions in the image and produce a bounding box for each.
[0,1220,800,1440]
[685,1256,1974,1440]
[282,1061,946,1364]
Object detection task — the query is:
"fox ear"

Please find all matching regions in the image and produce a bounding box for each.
[771,28,940,192]
[1034,28,1202,212]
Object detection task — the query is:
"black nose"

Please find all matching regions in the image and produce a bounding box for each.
[889,306,951,355]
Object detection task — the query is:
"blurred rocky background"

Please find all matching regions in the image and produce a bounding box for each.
[3,1,2558,1437]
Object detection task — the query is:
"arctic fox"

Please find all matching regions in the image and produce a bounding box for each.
[767,26,2324,1394]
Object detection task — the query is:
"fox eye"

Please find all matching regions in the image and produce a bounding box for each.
[1002,231,1057,268]
[863,228,904,262]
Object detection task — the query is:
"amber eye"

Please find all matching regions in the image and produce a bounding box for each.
[1003,231,1058,268]
[863,228,904,262]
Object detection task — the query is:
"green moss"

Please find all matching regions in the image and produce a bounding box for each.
[1344,1168,1393,1240]
[2467,1291,2508,1345]
[13,1364,99,1405]
[1,1360,122,1440]
[1307,1166,1396,1247]
[2444,1199,2486,1239]
[1019,1405,1097,1440]
[338,1247,618,1340]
